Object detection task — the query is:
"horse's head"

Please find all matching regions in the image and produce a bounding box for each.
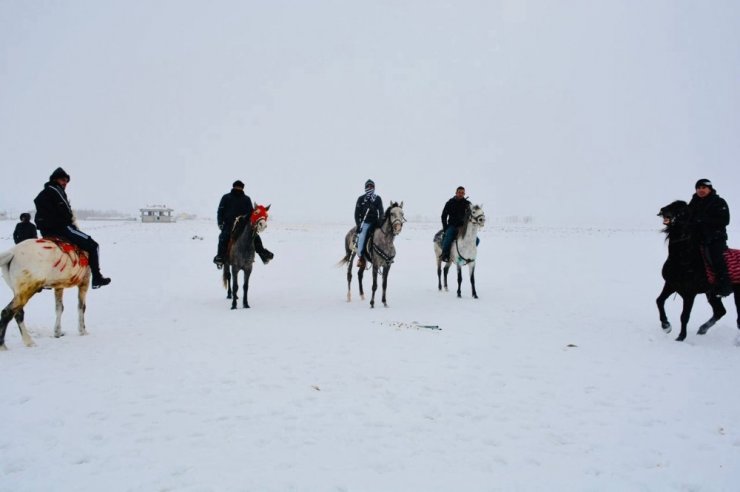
[657,200,689,228]
[251,204,271,234]
[469,204,486,227]
[386,201,406,235]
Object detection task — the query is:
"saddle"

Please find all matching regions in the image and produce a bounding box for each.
[704,248,740,284]
[36,237,89,267]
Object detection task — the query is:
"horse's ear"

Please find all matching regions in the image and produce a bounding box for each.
[399,201,403,208]
[265,204,271,211]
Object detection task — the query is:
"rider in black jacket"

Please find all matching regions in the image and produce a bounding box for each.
[13,213,38,244]
[214,180,273,267]
[688,178,732,297]
[440,186,471,262]
[34,167,111,288]
[354,179,384,268]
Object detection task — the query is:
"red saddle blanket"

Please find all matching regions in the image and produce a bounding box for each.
[36,237,90,267]
[705,248,740,284]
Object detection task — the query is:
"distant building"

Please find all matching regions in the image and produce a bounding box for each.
[140,205,175,223]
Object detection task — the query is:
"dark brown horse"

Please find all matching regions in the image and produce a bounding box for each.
[222,204,270,309]
[656,201,740,341]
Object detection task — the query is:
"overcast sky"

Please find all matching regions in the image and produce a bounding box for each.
[1,0,738,224]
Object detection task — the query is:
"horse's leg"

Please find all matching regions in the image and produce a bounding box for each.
[443,263,450,291]
[78,284,89,336]
[676,293,696,342]
[358,264,366,300]
[13,308,35,347]
[456,264,463,298]
[470,262,478,299]
[224,267,232,299]
[230,267,239,310]
[697,293,726,335]
[242,267,251,309]
[382,265,391,307]
[346,252,354,302]
[1,294,34,350]
[655,282,674,333]
[54,288,65,338]
[734,285,740,330]
[437,259,443,291]
[370,265,379,308]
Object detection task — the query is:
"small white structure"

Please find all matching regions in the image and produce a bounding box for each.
[140,205,175,223]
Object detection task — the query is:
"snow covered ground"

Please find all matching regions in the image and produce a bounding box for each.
[1,217,739,491]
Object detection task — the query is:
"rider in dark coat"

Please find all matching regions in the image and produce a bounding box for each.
[354,179,384,268]
[13,213,38,244]
[440,186,471,262]
[33,167,111,288]
[688,178,732,297]
[214,180,273,267]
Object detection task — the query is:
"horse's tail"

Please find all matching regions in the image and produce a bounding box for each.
[222,266,229,289]
[0,248,14,282]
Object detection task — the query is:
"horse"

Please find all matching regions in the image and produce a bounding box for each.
[433,204,486,298]
[655,200,740,341]
[0,238,91,350]
[339,201,405,307]
[222,204,270,309]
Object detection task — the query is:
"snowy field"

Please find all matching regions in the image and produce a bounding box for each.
[1,217,740,491]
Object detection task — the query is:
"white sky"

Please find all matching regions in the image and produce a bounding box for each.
[1,0,739,224]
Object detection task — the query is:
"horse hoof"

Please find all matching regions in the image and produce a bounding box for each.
[698,319,716,335]
[231,306,237,310]
[0,344,7,351]
[473,294,478,299]
[55,332,66,338]
[675,335,686,342]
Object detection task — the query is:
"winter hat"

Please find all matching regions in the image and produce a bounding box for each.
[233,180,245,188]
[365,179,375,191]
[19,212,31,221]
[49,167,70,182]
[695,178,713,189]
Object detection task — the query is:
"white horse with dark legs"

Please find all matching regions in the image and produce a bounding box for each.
[0,238,91,350]
[434,204,485,298]
[340,202,405,307]
[222,204,270,309]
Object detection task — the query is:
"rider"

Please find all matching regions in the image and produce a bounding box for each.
[688,178,732,297]
[13,212,38,244]
[214,180,273,268]
[34,167,111,288]
[354,179,384,268]
[440,186,471,262]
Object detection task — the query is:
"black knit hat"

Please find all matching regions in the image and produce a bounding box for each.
[233,180,245,188]
[695,178,713,189]
[365,179,375,190]
[49,167,70,182]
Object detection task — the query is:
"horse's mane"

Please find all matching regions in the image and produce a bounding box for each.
[659,200,690,238]
[231,215,249,240]
[383,202,400,225]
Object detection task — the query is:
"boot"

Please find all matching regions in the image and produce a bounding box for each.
[258,249,274,265]
[714,278,733,297]
[357,257,366,269]
[92,272,111,289]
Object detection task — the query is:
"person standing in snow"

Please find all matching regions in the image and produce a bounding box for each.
[13,212,38,244]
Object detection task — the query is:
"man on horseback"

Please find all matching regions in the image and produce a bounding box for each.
[688,178,732,297]
[34,167,111,289]
[439,186,471,262]
[354,179,384,268]
[213,180,273,268]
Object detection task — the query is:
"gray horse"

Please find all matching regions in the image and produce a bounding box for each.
[222,204,270,309]
[433,203,485,298]
[340,202,405,307]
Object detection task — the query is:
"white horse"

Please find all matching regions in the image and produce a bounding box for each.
[434,204,486,298]
[0,238,91,350]
[340,202,405,307]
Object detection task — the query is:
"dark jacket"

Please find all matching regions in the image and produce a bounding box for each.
[13,221,38,244]
[441,196,471,230]
[688,190,730,243]
[217,188,253,230]
[355,194,384,228]
[34,181,74,235]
